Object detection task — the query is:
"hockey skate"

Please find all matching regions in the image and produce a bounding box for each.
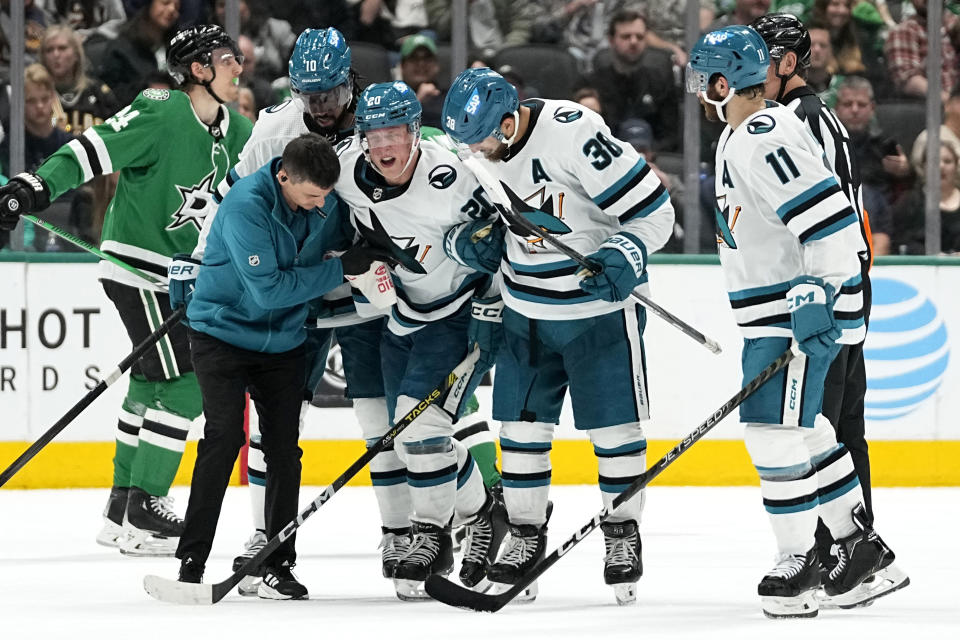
[820,504,908,608]
[95,486,129,548]
[379,528,411,579]
[232,530,268,596]
[393,522,453,601]
[119,487,183,557]
[487,522,547,604]
[458,489,508,591]
[258,560,308,600]
[601,519,643,606]
[758,547,820,619]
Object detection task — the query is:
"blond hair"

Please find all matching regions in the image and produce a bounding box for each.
[40,25,90,91]
[25,63,56,94]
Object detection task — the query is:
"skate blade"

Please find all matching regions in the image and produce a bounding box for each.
[612,583,637,606]
[489,580,538,604]
[119,528,178,557]
[822,565,910,610]
[761,591,819,619]
[95,522,125,548]
[237,576,261,597]
[394,579,431,601]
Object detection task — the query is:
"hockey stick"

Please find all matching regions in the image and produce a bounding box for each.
[23,214,168,288]
[458,155,722,355]
[424,344,797,611]
[0,306,186,488]
[143,346,482,605]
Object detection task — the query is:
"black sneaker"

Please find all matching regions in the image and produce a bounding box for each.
[178,556,204,584]
[258,561,308,600]
[459,489,508,588]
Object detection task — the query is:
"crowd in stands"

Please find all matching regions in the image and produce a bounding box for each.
[0,0,958,254]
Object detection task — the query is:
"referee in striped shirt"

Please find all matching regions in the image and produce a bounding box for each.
[750,13,896,586]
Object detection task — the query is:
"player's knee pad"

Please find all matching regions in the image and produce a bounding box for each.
[587,422,646,454]
[153,372,203,421]
[394,396,454,451]
[803,413,841,458]
[122,375,154,416]
[743,423,811,472]
[354,396,390,440]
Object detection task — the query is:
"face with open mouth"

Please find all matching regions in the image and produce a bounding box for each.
[365,125,416,183]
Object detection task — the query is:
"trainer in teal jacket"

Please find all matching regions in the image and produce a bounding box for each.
[187,156,352,353]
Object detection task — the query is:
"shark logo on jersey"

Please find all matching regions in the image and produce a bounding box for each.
[501,182,572,245]
[168,171,217,232]
[355,210,428,274]
[747,114,776,135]
[714,194,739,249]
[552,106,582,123]
[428,165,457,189]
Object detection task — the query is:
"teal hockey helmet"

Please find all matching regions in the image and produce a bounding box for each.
[355,82,423,176]
[441,67,519,145]
[686,26,770,121]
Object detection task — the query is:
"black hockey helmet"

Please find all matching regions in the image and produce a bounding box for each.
[167,24,241,86]
[750,13,811,69]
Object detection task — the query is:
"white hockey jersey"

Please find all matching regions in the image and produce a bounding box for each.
[713,103,865,343]
[334,136,493,335]
[450,99,674,321]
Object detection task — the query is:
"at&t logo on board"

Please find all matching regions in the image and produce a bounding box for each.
[864,278,950,421]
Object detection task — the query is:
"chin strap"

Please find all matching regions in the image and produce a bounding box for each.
[503,110,520,147]
[698,89,736,124]
[773,58,797,103]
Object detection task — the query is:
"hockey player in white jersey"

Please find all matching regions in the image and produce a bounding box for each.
[687,25,899,618]
[440,68,675,605]
[333,80,506,600]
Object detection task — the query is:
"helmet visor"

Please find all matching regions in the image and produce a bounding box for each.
[296,83,353,116]
[685,64,709,95]
[363,125,412,150]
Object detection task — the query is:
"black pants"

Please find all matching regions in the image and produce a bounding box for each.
[176,330,305,567]
[816,267,872,557]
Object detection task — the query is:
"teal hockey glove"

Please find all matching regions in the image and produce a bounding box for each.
[577,232,647,302]
[468,295,504,371]
[786,276,842,358]
[167,253,201,310]
[445,218,505,274]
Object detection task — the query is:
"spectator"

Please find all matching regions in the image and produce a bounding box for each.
[209,0,295,84]
[40,25,121,135]
[0,63,76,249]
[911,89,960,171]
[427,0,536,53]
[573,86,603,118]
[585,9,680,149]
[236,34,274,114]
[496,63,538,99]
[350,0,428,49]
[275,0,357,40]
[806,25,839,96]
[237,85,255,122]
[48,0,127,36]
[892,139,960,254]
[884,0,960,102]
[397,33,445,128]
[708,0,770,29]
[97,0,181,106]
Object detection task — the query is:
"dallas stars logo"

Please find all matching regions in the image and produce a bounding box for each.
[167,171,217,232]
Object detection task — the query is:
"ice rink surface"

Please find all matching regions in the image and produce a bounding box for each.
[2,485,955,640]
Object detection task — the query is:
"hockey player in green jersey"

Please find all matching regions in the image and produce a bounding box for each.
[0,25,252,557]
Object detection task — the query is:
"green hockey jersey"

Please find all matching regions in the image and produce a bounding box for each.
[38,88,252,289]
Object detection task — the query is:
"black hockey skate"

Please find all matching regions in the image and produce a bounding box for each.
[487,522,547,604]
[459,488,508,590]
[379,527,411,579]
[393,522,453,601]
[96,486,129,548]
[258,560,308,600]
[120,487,184,557]
[232,530,267,596]
[178,555,204,584]
[758,547,820,619]
[601,519,643,605]
[821,503,908,606]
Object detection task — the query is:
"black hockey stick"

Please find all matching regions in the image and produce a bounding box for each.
[424,345,797,611]
[23,215,168,288]
[143,346,481,605]
[459,156,722,355]
[0,306,185,488]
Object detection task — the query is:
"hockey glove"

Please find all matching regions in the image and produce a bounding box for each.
[345,260,397,310]
[0,173,51,231]
[340,245,398,277]
[468,295,504,371]
[786,275,842,358]
[445,218,505,274]
[167,253,201,310]
[577,232,647,303]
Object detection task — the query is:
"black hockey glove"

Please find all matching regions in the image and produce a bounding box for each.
[340,245,399,277]
[0,173,51,231]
